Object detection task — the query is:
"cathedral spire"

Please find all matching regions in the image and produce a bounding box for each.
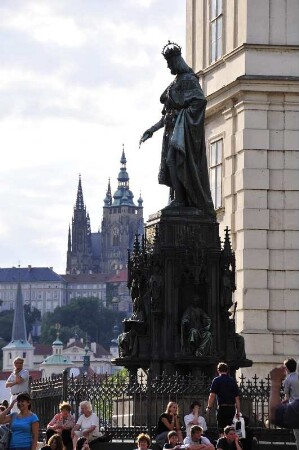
[138,191,143,207]
[112,145,135,206]
[66,175,95,274]
[76,174,85,210]
[120,143,126,165]
[104,178,112,206]
[118,144,129,190]
[68,225,71,252]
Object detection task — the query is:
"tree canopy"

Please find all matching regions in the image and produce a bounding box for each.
[40,297,125,349]
[0,306,41,343]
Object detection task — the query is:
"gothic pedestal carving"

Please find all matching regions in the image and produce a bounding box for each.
[113,207,252,377]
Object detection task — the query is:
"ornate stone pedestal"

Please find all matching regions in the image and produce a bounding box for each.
[114,206,252,378]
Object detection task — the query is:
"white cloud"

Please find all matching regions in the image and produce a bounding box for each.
[1,2,88,47]
[129,0,155,7]
[0,0,185,273]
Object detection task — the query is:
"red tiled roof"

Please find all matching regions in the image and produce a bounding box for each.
[106,269,128,283]
[65,340,84,349]
[62,273,109,283]
[34,344,52,355]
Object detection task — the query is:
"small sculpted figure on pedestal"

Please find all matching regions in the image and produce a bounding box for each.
[181,294,212,357]
[149,260,163,313]
[227,304,246,362]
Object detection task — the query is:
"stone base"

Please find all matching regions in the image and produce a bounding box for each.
[116,207,252,377]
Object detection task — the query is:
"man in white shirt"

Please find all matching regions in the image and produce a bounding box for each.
[5,357,29,411]
[184,401,207,437]
[183,425,214,450]
[71,401,100,449]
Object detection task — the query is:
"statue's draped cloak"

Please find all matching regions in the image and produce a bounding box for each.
[159,72,215,215]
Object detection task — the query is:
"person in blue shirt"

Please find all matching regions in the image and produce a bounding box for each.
[0,392,39,450]
[206,362,240,434]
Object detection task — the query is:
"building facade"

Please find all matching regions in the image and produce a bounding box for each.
[0,267,67,316]
[0,267,130,317]
[186,0,299,376]
[63,273,108,305]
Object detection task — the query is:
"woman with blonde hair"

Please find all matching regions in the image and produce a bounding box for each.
[46,401,75,450]
[155,402,182,449]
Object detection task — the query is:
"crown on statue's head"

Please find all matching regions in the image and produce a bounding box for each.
[162,41,182,60]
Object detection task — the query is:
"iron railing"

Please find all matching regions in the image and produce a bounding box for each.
[29,370,294,445]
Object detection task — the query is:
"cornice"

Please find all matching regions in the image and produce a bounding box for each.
[197,43,299,78]
[205,76,299,119]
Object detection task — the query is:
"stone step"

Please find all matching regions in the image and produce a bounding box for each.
[88,441,296,450]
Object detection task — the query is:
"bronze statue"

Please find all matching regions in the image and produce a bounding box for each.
[118,328,137,357]
[140,41,215,215]
[130,280,146,322]
[227,317,247,361]
[181,294,212,356]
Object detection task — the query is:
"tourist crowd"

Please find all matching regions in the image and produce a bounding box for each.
[1,359,298,450]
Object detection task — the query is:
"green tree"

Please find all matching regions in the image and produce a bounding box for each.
[0,310,14,342]
[41,322,85,344]
[0,305,41,343]
[24,304,41,335]
[40,297,124,348]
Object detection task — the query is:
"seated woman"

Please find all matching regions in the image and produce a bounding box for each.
[71,401,100,449]
[155,402,183,449]
[46,401,75,450]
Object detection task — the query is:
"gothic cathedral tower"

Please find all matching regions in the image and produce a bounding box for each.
[101,147,144,273]
[66,176,97,274]
[66,147,144,275]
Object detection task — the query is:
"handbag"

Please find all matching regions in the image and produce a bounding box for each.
[233,416,246,439]
[0,425,11,450]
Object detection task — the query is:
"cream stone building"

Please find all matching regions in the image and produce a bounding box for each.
[186,0,299,377]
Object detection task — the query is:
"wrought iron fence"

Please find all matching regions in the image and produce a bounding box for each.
[29,370,291,444]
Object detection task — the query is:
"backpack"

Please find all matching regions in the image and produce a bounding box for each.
[0,425,11,450]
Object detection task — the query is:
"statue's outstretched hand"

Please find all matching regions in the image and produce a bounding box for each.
[139,129,153,148]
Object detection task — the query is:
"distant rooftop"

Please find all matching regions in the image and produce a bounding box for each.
[106,269,127,283]
[41,354,73,366]
[62,273,109,283]
[0,267,65,283]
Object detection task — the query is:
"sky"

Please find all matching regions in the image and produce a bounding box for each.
[0,0,186,274]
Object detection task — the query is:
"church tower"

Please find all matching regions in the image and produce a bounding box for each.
[186,0,299,376]
[66,175,96,274]
[101,146,144,273]
[2,280,34,370]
